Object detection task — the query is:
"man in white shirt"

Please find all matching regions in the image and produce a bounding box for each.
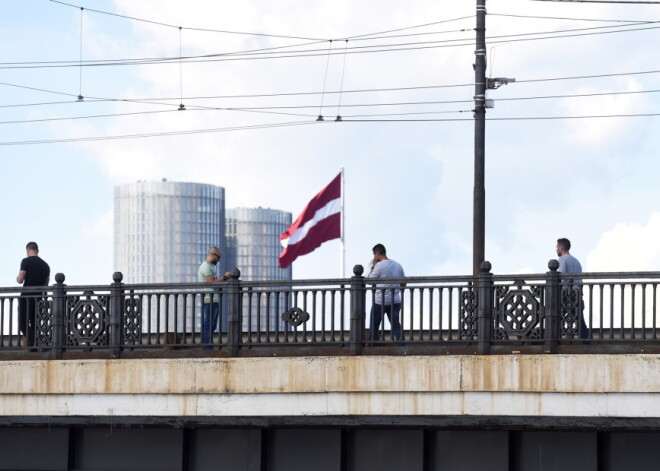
[367,243,405,341]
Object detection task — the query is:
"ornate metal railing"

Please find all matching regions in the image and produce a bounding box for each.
[1,261,658,358]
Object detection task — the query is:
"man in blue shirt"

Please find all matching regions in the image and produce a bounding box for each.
[367,243,405,342]
[556,238,588,339]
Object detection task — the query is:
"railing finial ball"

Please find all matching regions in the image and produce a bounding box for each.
[480,261,492,273]
[55,273,65,284]
[353,264,364,276]
[112,272,123,283]
[548,259,559,271]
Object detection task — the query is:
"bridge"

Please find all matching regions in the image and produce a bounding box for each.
[0,261,658,470]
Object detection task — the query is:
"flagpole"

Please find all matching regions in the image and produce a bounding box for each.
[340,167,345,278]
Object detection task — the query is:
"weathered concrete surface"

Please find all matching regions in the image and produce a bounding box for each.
[0,355,657,418]
[0,355,657,394]
[0,392,656,417]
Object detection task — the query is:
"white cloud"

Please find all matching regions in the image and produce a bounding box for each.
[561,79,651,148]
[586,212,660,272]
[3,0,660,286]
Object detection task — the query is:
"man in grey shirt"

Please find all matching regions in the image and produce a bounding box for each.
[556,238,588,339]
[368,243,405,341]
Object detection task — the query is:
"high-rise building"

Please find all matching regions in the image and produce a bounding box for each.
[114,180,226,284]
[225,207,292,330]
[114,181,226,332]
[114,183,291,333]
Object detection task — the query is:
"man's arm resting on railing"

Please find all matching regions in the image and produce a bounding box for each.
[204,272,232,283]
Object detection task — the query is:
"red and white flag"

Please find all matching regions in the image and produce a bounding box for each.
[279,173,342,268]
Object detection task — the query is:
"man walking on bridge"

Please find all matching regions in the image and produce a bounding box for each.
[556,238,589,340]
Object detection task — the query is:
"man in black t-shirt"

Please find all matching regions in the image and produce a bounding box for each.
[16,242,50,348]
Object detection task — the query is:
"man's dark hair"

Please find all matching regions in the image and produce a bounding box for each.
[372,243,387,256]
[557,238,571,252]
[26,241,39,252]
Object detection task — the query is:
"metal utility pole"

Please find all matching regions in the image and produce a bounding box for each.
[473,0,487,276]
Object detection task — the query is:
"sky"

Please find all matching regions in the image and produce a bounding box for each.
[1,0,659,286]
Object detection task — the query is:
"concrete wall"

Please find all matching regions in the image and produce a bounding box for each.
[0,355,657,419]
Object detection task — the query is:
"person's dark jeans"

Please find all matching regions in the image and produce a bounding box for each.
[202,302,219,349]
[18,296,37,347]
[578,300,590,340]
[369,303,402,341]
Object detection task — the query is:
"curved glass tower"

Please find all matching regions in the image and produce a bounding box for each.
[225,207,292,282]
[114,181,226,284]
[226,207,292,330]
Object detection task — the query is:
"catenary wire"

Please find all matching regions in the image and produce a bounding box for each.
[342,113,660,122]
[490,12,657,23]
[49,0,327,41]
[2,21,658,70]
[2,69,660,114]
[0,119,317,146]
[50,0,476,42]
[4,87,660,125]
[1,112,658,147]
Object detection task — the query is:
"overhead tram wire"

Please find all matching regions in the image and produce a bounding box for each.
[341,113,660,122]
[49,0,327,41]
[2,112,658,146]
[0,81,478,112]
[5,86,660,125]
[0,120,317,146]
[344,15,475,39]
[342,110,472,119]
[49,1,475,42]
[490,12,658,23]
[5,12,651,69]
[0,109,179,125]
[3,68,660,113]
[514,69,660,84]
[0,25,473,70]
[4,21,659,71]
[531,1,660,4]
[0,38,332,68]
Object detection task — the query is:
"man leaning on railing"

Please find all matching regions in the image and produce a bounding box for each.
[199,246,232,349]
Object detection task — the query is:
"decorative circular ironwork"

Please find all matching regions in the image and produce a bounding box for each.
[67,293,109,346]
[281,307,309,327]
[497,288,541,337]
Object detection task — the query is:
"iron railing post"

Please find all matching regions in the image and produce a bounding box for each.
[226,268,242,357]
[477,261,493,355]
[110,272,124,358]
[349,265,366,355]
[51,273,66,360]
[544,260,560,354]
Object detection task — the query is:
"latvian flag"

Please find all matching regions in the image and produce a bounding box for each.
[278,173,342,268]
